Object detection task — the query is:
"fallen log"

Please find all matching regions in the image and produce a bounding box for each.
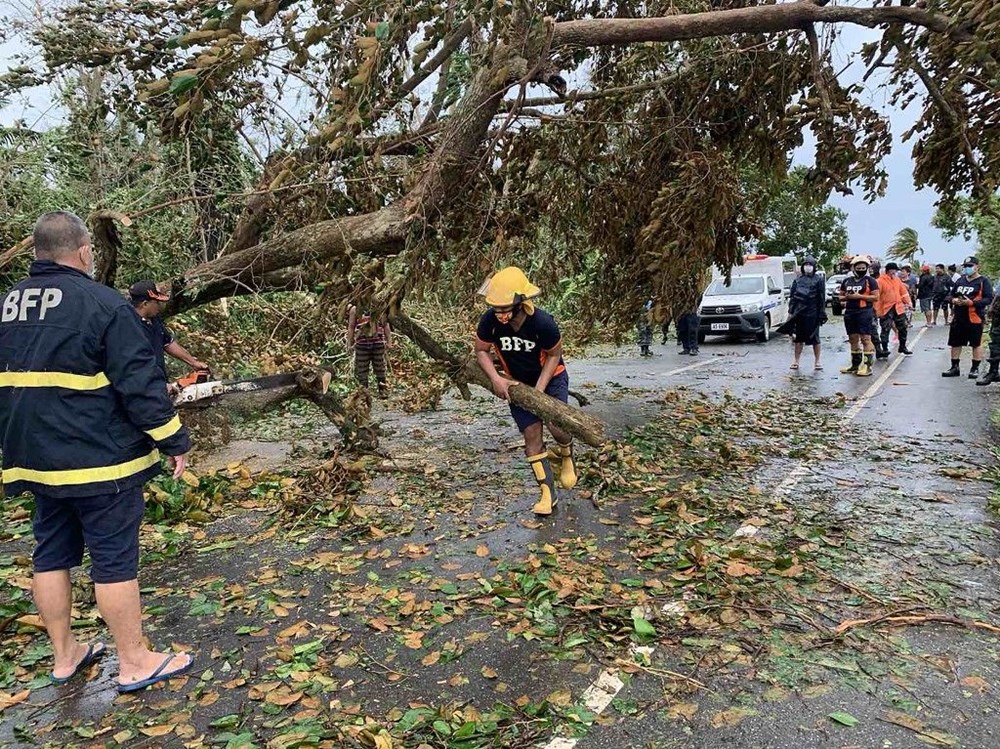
[175,367,379,452]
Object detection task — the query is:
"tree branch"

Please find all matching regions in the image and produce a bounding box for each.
[551,1,971,48]
[893,41,985,196]
[804,24,833,123]
[503,71,688,110]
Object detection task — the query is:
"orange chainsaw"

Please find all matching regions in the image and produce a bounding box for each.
[171,370,310,408]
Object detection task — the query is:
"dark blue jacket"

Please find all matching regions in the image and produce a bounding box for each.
[0,261,190,498]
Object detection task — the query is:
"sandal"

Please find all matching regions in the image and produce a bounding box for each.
[51,642,107,685]
[789,362,800,370]
[117,653,193,694]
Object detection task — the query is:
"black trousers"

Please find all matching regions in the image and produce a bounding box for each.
[676,313,700,350]
[877,309,907,354]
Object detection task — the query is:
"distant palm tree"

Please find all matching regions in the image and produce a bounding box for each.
[888,227,922,265]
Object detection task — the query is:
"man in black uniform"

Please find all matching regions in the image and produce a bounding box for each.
[976,290,1000,385]
[943,255,994,378]
[0,212,193,692]
[474,267,576,516]
[839,255,880,377]
[129,280,209,380]
[931,264,953,325]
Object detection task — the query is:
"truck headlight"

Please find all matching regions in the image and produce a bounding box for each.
[741,302,761,313]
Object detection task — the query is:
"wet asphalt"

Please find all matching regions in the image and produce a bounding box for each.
[568,322,1000,749]
[3,319,999,748]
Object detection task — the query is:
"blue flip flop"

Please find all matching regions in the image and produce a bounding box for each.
[50,641,107,684]
[117,653,193,694]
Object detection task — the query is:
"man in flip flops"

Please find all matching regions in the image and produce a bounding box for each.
[0,212,194,692]
[474,267,577,516]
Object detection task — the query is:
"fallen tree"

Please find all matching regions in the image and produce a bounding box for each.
[3,0,997,407]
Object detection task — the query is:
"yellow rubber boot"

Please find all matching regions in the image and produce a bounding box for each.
[528,452,558,516]
[856,352,874,377]
[553,442,577,489]
[840,350,862,374]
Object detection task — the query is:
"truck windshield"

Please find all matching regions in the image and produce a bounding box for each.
[706,277,764,296]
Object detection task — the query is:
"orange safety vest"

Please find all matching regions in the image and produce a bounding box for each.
[874,274,910,317]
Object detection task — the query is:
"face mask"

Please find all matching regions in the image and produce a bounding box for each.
[855,268,867,277]
[803,265,815,275]
[963,266,976,276]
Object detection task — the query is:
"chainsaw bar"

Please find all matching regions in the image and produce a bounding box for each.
[173,372,301,407]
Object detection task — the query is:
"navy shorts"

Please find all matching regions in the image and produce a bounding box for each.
[843,309,875,337]
[510,371,569,432]
[32,486,145,584]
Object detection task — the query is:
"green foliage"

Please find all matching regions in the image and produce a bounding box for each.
[934,196,1000,277]
[754,166,849,271]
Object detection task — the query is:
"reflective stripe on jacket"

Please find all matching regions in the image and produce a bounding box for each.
[0,261,190,498]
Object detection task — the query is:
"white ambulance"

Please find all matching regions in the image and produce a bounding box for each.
[698,255,789,343]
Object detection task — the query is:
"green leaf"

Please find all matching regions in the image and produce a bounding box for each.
[828,711,859,727]
[374,21,390,41]
[432,720,452,735]
[209,714,241,729]
[632,617,656,637]
[453,721,477,739]
[169,73,199,96]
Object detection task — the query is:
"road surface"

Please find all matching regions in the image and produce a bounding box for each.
[1,321,998,749]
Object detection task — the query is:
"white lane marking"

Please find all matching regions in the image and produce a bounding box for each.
[844,326,928,420]
[580,670,626,714]
[540,329,927,749]
[545,740,578,749]
[664,357,721,377]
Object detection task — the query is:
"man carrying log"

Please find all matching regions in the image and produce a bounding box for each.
[474,267,576,516]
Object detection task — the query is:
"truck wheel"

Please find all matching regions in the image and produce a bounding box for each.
[756,317,771,343]
[697,332,706,345]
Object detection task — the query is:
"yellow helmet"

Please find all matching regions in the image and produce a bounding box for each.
[479,266,541,307]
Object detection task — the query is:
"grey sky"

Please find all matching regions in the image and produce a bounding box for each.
[1,9,974,266]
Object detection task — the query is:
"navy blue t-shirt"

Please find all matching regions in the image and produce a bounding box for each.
[476,308,565,386]
[840,275,879,312]
[140,315,174,378]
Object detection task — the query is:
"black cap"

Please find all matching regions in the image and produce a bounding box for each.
[963,256,979,266]
[884,262,899,271]
[128,280,170,304]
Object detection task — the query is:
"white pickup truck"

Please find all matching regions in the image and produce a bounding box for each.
[698,255,790,344]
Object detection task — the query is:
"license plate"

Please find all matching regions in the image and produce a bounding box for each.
[711,323,730,331]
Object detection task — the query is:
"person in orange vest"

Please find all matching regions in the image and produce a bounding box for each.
[874,262,913,359]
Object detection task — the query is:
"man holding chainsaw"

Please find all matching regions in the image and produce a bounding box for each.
[0,211,193,693]
[128,280,209,381]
